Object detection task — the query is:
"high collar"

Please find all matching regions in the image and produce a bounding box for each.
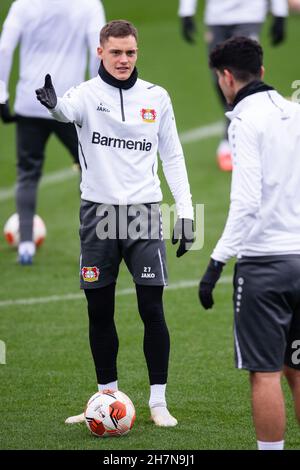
[98,61,138,90]
[231,80,274,109]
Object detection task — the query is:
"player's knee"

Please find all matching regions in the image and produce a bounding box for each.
[139,301,166,328]
[284,365,300,388]
[250,370,282,387]
[85,285,115,326]
[18,171,42,184]
[19,151,42,169]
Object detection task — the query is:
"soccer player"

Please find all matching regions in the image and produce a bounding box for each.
[199,36,300,450]
[36,20,194,427]
[0,0,106,265]
[178,0,288,171]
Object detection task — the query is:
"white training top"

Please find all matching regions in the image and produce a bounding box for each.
[178,0,288,25]
[49,74,194,218]
[211,90,300,262]
[0,0,106,116]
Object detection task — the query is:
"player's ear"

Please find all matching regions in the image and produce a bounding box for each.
[260,65,265,80]
[97,46,103,60]
[223,68,234,87]
[223,69,234,85]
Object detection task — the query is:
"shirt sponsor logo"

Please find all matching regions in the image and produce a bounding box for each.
[141,108,156,123]
[81,266,100,282]
[91,132,152,151]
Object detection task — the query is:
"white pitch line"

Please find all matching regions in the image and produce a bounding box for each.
[0,276,232,308]
[180,120,223,144]
[0,121,223,202]
[0,167,78,202]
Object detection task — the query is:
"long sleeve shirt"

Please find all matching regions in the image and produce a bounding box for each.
[212,88,300,262]
[49,73,194,218]
[178,0,288,25]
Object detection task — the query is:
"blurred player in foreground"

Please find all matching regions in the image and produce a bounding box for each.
[178,0,288,171]
[289,0,300,11]
[199,36,300,450]
[0,0,106,264]
[36,20,194,427]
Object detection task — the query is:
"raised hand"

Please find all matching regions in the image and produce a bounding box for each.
[35,74,57,109]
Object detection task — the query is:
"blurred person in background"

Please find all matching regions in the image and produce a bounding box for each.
[0,0,106,265]
[178,0,288,171]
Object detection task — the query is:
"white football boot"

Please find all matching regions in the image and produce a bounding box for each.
[150,406,178,427]
[65,412,85,424]
[18,241,35,265]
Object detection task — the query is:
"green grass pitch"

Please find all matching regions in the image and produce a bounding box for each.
[0,0,299,450]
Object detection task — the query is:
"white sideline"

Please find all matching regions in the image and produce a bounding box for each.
[180,121,223,144]
[0,121,223,202]
[0,168,78,202]
[0,276,232,308]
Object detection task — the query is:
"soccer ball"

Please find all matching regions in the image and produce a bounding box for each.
[3,213,47,247]
[84,390,136,437]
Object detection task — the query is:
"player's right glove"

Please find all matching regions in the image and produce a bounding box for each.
[0,100,17,123]
[269,16,286,46]
[198,258,225,309]
[181,16,196,43]
[35,74,57,109]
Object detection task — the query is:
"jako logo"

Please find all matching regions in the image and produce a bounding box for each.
[97,103,110,113]
[92,132,152,151]
[141,272,156,278]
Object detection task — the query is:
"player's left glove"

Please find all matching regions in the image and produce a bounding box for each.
[172,218,194,257]
[0,100,17,123]
[199,258,225,309]
[270,16,286,46]
[35,74,57,109]
[181,16,197,43]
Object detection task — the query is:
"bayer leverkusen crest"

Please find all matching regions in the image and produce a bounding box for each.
[141,108,156,123]
[81,266,100,282]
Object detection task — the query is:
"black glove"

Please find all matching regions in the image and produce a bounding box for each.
[0,100,17,123]
[35,74,57,109]
[199,258,225,309]
[172,218,194,257]
[270,16,286,46]
[181,16,196,43]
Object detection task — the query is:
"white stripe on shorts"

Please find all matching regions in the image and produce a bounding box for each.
[157,248,166,286]
[234,324,243,369]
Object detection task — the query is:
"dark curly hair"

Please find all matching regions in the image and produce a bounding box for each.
[209,36,263,82]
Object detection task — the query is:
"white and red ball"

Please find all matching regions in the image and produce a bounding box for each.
[84,390,136,438]
[4,213,46,247]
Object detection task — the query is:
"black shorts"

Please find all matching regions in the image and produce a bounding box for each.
[206,23,262,54]
[79,200,168,289]
[233,256,300,372]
